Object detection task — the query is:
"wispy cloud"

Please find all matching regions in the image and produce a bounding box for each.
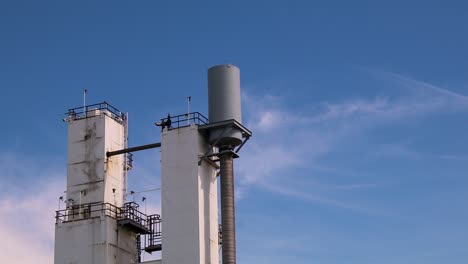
[383,71,468,103]
[0,153,64,263]
[238,71,468,212]
[258,181,384,214]
[310,97,391,122]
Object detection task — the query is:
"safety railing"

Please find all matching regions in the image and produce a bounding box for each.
[158,112,208,131]
[143,214,163,252]
[55,202,121,223]
[55,201,156,226]
[56,201,163,254]
[126,152,134,170]
[120,202,152,228]
[64,101,126,124]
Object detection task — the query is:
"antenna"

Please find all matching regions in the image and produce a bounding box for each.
[123,112,129,201]
[83,89,88,117]
[187,96,191,125]
[112,188,116,205]
[58,196,64,211]
[79,190,83,216]
[142,197,147,215]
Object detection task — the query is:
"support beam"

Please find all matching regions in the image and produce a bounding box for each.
[106,142,161,157]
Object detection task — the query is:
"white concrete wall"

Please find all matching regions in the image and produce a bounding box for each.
[66,113,106,205]
[65,111,125,206]
[103,113,126,207]
[197,133,220,264]
[161,125,219,264]
[55,111,136,264]
[54,216,137,264]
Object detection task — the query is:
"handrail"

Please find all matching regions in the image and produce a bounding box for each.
[56,201,163,251]
[159,112,208,130]
[55,201,157,225]
[64,101,126,124]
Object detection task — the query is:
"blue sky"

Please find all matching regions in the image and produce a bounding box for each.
[1,1,467,263]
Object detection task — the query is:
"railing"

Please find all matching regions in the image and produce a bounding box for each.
[64,101,126,124]
[158,112,208,130]
[120,202,152,228]
[126,152,134,170]
[144,214,162,251]
[56,201,163,254]
[55,201,157,228]
[55,202,121,223]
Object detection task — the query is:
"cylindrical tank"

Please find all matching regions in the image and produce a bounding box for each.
[208,64,243,147]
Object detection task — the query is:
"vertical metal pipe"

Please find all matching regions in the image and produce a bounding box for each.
[123,112,128,203]
[187,96,191,126]
[83,89,87,117]
[219,150,236,264]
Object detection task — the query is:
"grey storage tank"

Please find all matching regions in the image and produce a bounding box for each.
[208,64,243,147]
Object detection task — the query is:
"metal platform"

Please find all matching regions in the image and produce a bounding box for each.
[118,218,151,234]
[143,214,162,254]
[145,244,162,253]
[198,119,252,167]
[55,202,160,236]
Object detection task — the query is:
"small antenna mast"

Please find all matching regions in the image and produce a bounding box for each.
[83,89,88,117]
[187,96,191,125]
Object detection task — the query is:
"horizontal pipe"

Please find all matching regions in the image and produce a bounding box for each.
[106,142,161,157]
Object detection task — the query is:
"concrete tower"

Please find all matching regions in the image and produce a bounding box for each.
[159,64,250,264]
[54,103,141,264]
[160,124,219,264]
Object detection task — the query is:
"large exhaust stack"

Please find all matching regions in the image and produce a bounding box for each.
[208,64,243,264]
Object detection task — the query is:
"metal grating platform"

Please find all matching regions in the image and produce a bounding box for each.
[118,218,151,234]
[145,244,162,253]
